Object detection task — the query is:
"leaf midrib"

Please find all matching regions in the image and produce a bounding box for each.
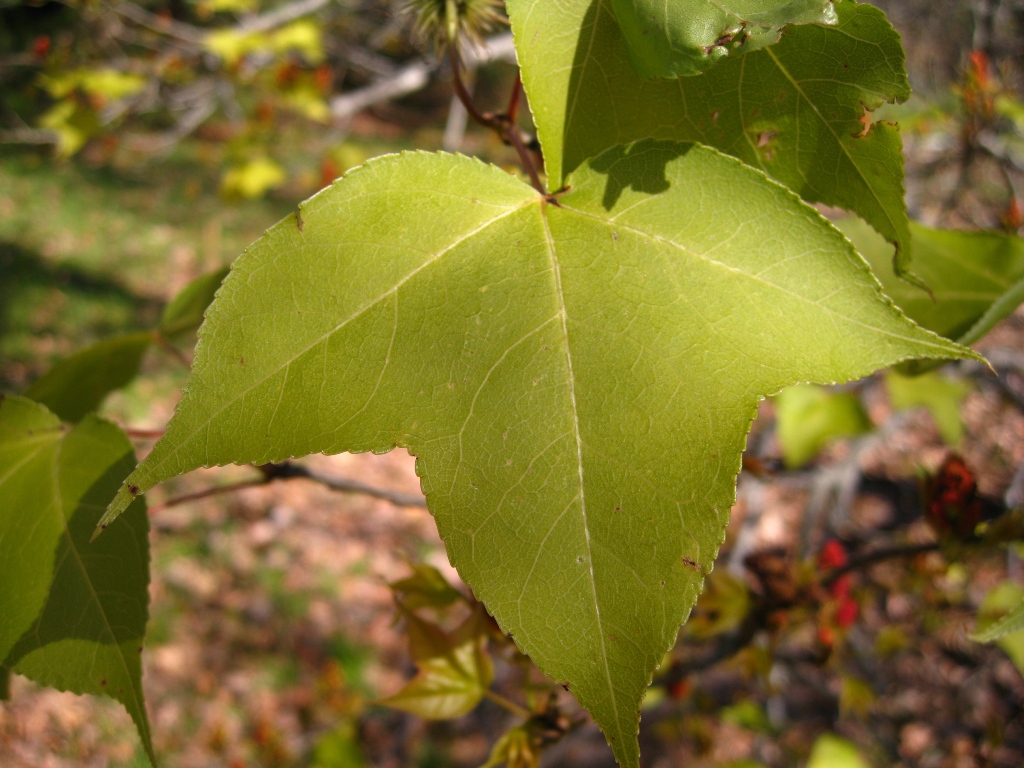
[762,44,904,245]
[46,436,146,736]
[539,202,624,751]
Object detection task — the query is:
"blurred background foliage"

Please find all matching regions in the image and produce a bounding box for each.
[4,1,1024,767]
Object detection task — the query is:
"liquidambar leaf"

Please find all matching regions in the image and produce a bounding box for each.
[774,384,872,468]
[390,563,464,610]
[507,0,913,275]
[0,395,153,764]
[837,216,1024,346]
[23,332,153,422]
[99,145,967,767]
[972,596,1024,643]
[380,608,493,719]
[608,0,836,78]
[885,371,970,446]
[159,267,230,341]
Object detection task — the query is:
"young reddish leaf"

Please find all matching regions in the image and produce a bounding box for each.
[380,607,494,719]
[390,563,464,610]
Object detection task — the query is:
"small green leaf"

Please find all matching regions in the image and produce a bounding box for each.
[608,0,836,78]
[839,675,876,718]
[719,699,771,733]
[0,395,153,764]
[159,268,230,341]
[480,726,541,768]
[807,734,870,768]
[98,146,970,767]
[974,582,1024,671]
[838,217,1024,345]
[972,597,1024,643]
[508,0,913,275]
[390,563,464,610]
[311,720,366,768]
[380,608,493,720]
[886,371,970,446]
[687,569,751,639]
[774,385,872,468]
[23,332,153,422]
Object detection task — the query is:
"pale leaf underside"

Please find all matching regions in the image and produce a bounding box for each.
[98,144,966,767]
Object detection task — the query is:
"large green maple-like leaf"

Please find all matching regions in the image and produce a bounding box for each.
[0,395,152,764]
[608,0,836,78]
[507,0,914,276]
[98,144,967,767]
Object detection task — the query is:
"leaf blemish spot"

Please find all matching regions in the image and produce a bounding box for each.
[128,484,140,496]
[295,208,304,232]
[682,557,699,571]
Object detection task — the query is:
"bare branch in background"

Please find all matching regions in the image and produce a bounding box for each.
[147,459,427,516]
[330,33,515,120]
[234,0,331,35]
[109,2,206,45]
[110,0,334,47]
[0,128,58,145]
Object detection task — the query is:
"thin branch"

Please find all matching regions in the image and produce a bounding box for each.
[822,542,941,586]
[262,462,428,507]
[111,0,333,48]
[233,0,331,36]
[506,71,522,125]
[0,128,58,145]
[109,2,206,45]
[148,460,427,515]
[505,126,545,195]
[123,427,165,439]
[446,43,545,195]
[152,331,192,369]
[447,44,494,129]
[329,33,515,120]
[484,688,533,719]
[148,478,269,514]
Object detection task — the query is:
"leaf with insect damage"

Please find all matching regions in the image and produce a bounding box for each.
[608,0,836,78]
[97,145,969,767]
[507,0,915,278]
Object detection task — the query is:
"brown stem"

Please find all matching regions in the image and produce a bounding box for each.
[506,71,522,125]
[147,461,428,515]
[147,478,269,514]
[505,127,546,197]
[446,45,546,196]
[448,44,494,129]
[822,541,941,586]
[123,427,166,439]
[484,688,533,719]
[152,331,191,369]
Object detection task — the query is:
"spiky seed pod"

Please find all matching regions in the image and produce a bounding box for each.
[403,0,505,53]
